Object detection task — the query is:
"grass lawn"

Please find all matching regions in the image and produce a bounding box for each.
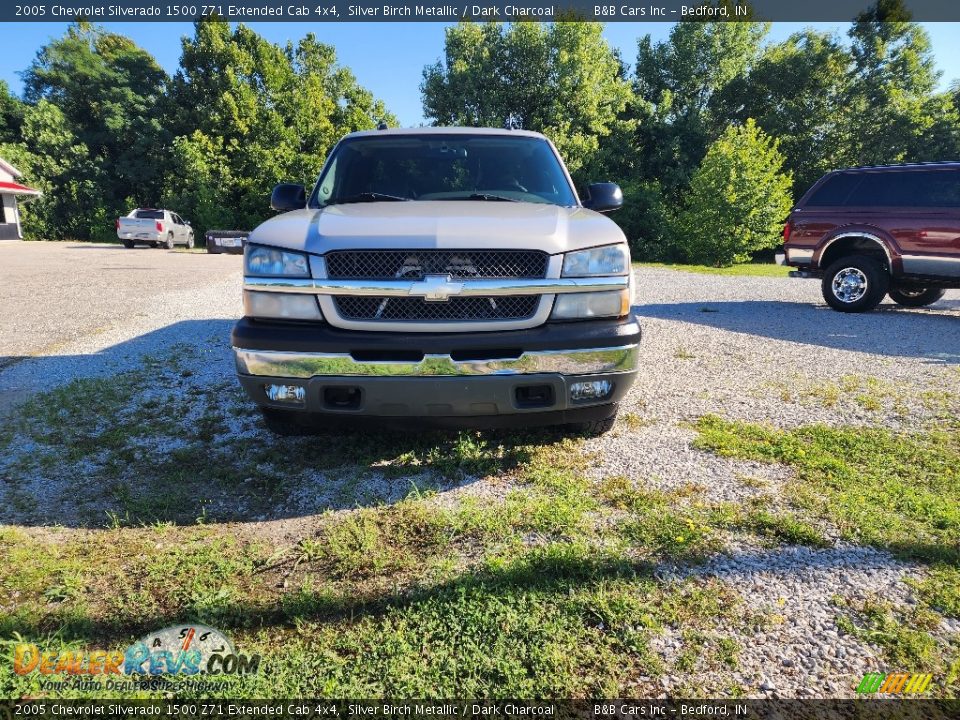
[694,415,960,681]
[0,362,753,698]
[636,262,792,278]
[0,357,957,697]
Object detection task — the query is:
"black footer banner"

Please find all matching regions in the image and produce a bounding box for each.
[2,700,960,720]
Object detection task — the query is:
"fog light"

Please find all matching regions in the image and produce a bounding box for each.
[264,384,306,404]
[570,380,613,402]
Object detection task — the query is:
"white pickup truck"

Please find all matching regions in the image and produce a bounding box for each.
[116,208,194,249]
[232,126,640,436]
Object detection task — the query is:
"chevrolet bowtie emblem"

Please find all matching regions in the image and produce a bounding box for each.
[410,274,464,302]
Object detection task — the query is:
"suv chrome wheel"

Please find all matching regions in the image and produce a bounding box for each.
[821,255,889,313]
[832,267,868,303]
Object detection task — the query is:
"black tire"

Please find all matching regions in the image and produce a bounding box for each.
[888,286,946,308]
[186,233,195,249]
[165,233,175,250]
[261,408,320,436]
[821,255,889,313]
[574,405,619,436]
[121,239,134,249]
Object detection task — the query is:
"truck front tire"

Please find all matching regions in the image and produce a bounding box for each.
[575,407,618,436]
[888,286,946,308]
[261,408,319,436]
[821,255,889,313]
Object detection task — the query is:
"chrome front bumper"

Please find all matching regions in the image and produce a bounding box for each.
[234,344,639,379]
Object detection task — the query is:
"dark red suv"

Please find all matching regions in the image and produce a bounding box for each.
[780,162,960,312]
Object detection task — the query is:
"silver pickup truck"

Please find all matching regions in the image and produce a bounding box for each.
[232,127,641,435]
[116,209,194,249]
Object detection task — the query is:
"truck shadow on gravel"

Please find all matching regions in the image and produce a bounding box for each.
[634,300,960,363]
[0,319,575,530]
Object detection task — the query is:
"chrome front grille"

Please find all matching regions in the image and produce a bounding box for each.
[334,295,539,322]
[325,250,548,280]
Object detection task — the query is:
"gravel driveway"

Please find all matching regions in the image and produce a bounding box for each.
[599,268,960,696]
[1,245,958,698]
[0,241,242,410]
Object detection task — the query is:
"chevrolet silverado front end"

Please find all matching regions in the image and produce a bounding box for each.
[231,127,640,434]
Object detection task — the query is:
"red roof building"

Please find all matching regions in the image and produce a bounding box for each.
[0,158,42,240]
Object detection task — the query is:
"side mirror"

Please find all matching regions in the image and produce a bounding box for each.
[271,183,307,212]
[183,220,191,226]
[582,182,623,213]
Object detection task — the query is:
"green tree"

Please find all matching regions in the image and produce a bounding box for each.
[0,80,25,144]
[165,20,393,236]
[718,30,852,197]
[421,21,632,176]
[0,100,102,239]
[845,0,956,164]
[24,21,169,217]
[634,5,769,193]
[674,119,792,266]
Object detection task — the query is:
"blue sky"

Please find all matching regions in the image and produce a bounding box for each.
[2,21,959,126]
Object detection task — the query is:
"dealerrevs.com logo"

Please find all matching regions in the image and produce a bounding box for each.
[14,624,261,678]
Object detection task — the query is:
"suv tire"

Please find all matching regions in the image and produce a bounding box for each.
[888,286,946,308]
[165,233,175,250]
[121,239,134,249]
[821,255,889,313]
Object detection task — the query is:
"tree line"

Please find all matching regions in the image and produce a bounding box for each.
[0,20,393,244]
[2,0,959,265]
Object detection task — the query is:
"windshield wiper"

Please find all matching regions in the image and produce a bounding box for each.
[467,193,520,202]
[437,193,520,203]
[330,192,410,204]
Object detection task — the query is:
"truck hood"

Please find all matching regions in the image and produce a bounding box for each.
[247,201,626,256]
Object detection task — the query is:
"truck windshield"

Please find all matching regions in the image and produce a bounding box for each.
[313,135,578,208]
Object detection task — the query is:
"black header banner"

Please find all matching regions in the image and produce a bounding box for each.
[2,700,960,720]
[3,0,960,23]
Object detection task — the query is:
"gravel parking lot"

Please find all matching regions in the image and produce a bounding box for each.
[0,241,242,410]
[1,241,958,698]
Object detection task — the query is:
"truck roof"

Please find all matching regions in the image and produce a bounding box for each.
[830,161,960,173]
[342,126,549,140]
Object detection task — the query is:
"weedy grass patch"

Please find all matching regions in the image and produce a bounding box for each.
[694,415,960,565]
[636,262,791,278]
[696,414,960,689]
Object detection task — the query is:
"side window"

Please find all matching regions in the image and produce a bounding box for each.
[173,214,183,225]
[846,173,910,206]
[844,171,960,207]
[913,171,960,207]
[805,173,862,206]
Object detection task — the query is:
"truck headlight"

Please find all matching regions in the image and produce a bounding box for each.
[244,291,322,320]
[550,290,630,320]
[245,245,310,277]
[562,244,629,277]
